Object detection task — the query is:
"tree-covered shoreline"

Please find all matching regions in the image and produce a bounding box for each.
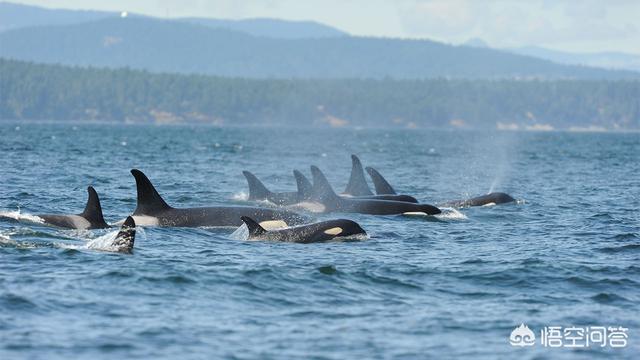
[1,58,639,130]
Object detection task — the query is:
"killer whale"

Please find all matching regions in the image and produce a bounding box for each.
[293,170,313,200]
[4,186,111,230]
[343,154,374,196]
[366,164,515,208]
[342,155,418,202]
[240,216,366,243]
[296,166,418,203]
[130,169,307,227]
[365,167,396,195]
[110,216,136,253]
[308,166,441,215]
[438,192,516,208]
[242,170,305,206]
[87,216,135,253]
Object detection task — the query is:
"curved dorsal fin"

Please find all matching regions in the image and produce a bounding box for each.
[113,216,135,253]
[79,186,109,228]
[343,154,373,196]
[241,216,267,236]
[242,171,272,201]
[310,166,341,207]
[130,169,172,215]
[365,167,397,195]
[293,170,312,200]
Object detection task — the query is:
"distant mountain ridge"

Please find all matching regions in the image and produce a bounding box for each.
[179,18,347,39]
[461,37,640,73]
[0,2,347,38]
[2,16,638,80]
[508,46,640,73]
[0,2,111,32]
[1,2,638,79]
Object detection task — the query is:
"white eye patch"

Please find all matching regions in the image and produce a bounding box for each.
[323,227,343,235]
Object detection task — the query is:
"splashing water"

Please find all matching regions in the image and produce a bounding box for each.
[55,227,145,253]
[85,230,123,252]
[0,233,15,245]
[435,208,468,220]
[230,224,249,240]
[0,210,45,224]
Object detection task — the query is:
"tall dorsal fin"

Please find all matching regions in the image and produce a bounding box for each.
[310,166,341,207]
[240,216,267,236]
[365,167,397,195]
[242,171,272,201]
[130,169,172,215]
[343,154,373,196]
[293,170,312,200]
[113,216,135,253]
[79,186,109,228]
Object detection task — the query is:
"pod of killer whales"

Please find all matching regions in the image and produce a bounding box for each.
[1,155,515,253]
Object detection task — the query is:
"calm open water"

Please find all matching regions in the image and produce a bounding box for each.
[0,122,638,359]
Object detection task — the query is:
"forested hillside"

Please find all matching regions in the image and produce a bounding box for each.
[2,59,638,130]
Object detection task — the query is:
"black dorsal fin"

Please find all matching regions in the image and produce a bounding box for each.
[293,170,312,200]
[343,154,373,196]
[130,169,172,215]
[310,166,341,207]
[242,171,272,201]
[113,216,135,253]
[365,167,397,195]
[79,186,109,229]
[240,216,267,236]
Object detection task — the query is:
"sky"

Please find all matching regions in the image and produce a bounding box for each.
[11,0,640,54]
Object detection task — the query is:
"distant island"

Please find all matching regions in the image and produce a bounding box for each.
[1,2,638,130]
[2,59,638,130]
[1,2,638,80]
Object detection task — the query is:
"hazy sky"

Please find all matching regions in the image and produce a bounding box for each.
[12,0,640,54]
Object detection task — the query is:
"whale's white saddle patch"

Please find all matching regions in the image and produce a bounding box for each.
[130,215,160,226]
[259,220,288,230]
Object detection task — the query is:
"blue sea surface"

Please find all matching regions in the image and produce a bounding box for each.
[0,122,638,359]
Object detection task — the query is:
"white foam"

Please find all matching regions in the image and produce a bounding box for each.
[481,202,496,207]
[335,233,369,242]
[0,233,15,245]
[231,192,249,201]
[57,226,145,253]
[0,210,45,224]
[85,230,122,252]
[436,208,468,220]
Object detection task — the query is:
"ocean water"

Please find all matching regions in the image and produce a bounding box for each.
[0,122,638,359]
